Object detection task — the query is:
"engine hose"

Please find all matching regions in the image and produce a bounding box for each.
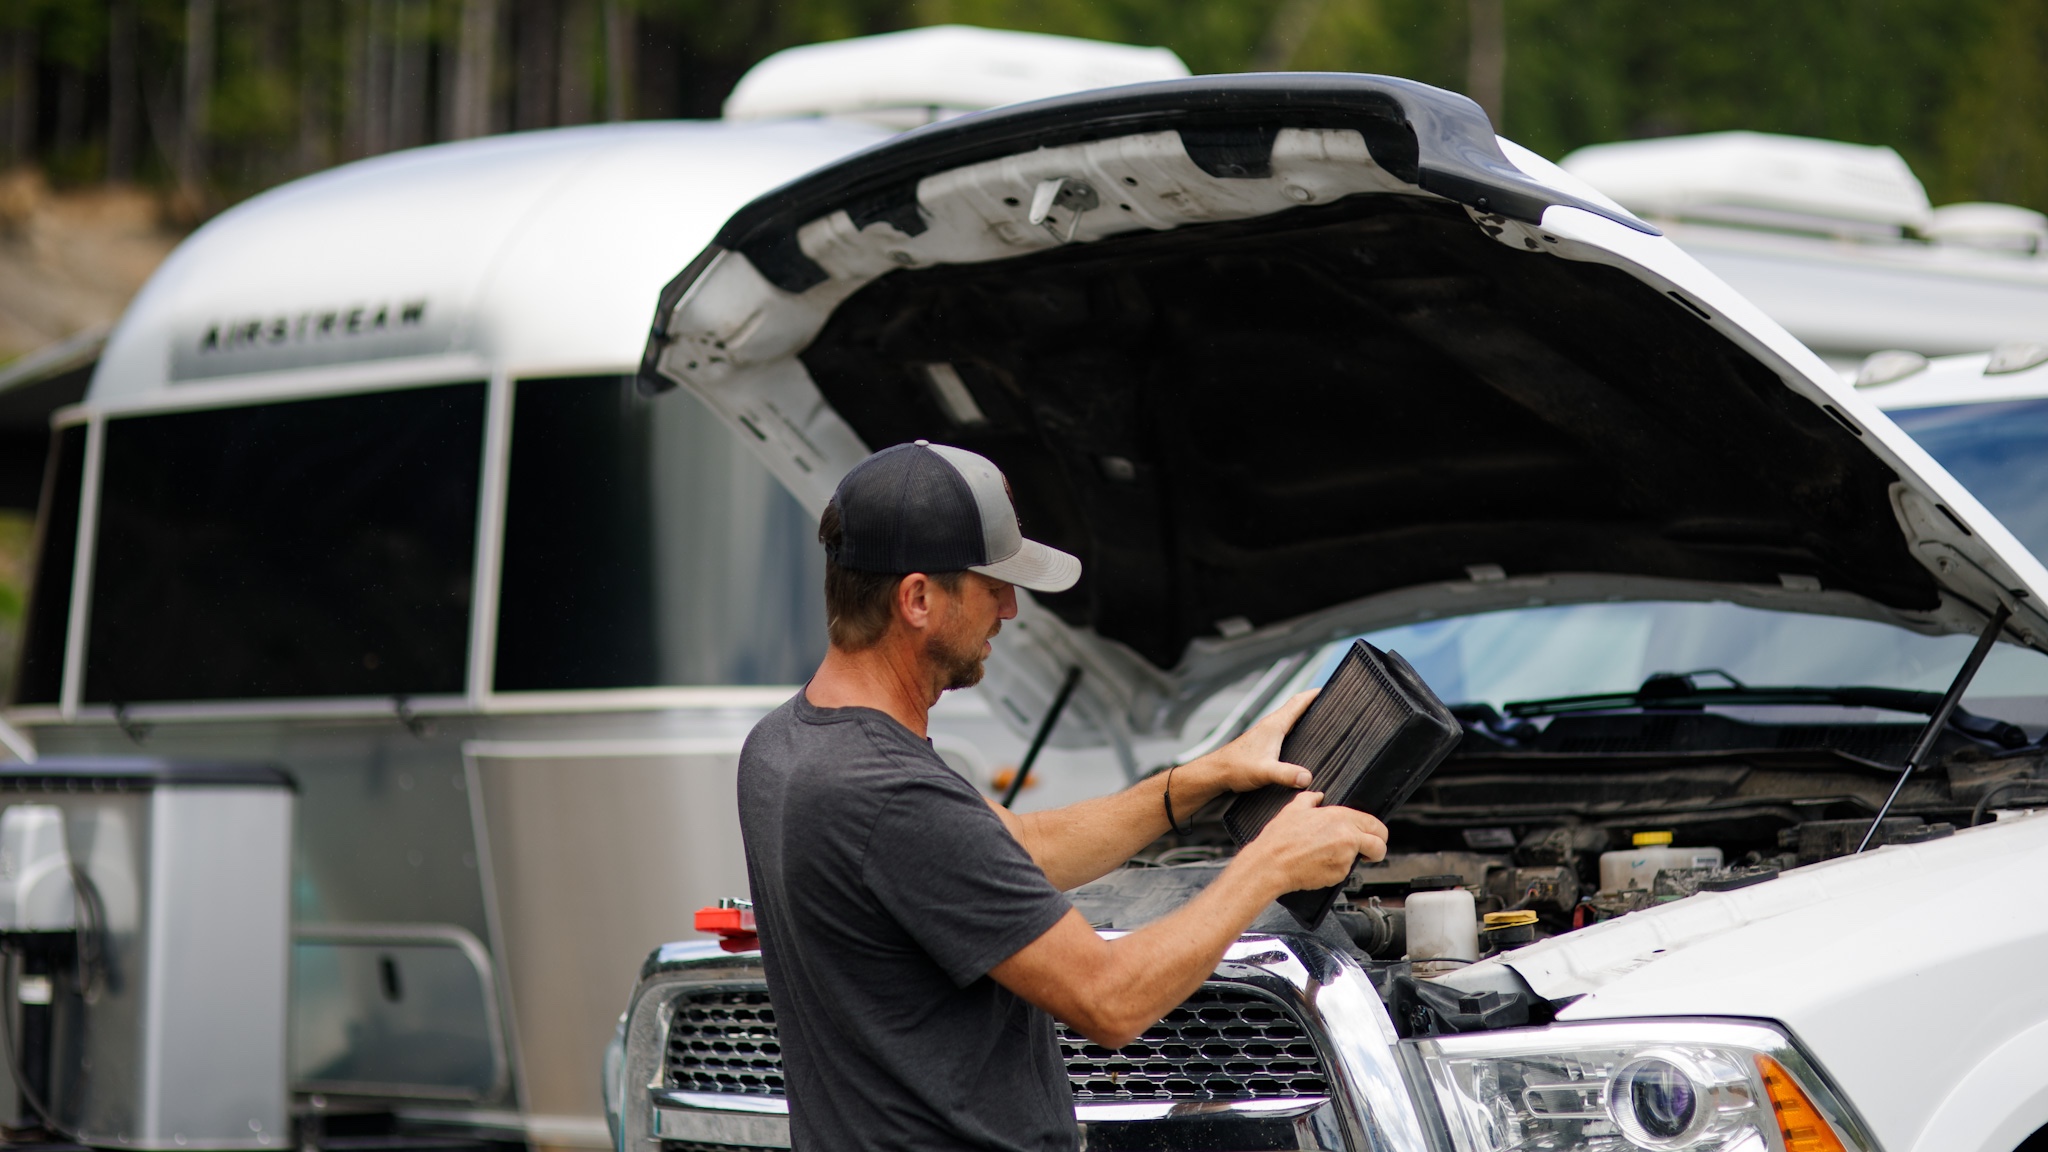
[1970,781,2048,827]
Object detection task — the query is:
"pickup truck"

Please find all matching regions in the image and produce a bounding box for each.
[605,72,2048,1152]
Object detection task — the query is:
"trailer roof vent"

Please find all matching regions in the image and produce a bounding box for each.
[1926,202,2048,256]
[1560,131,1932,238]
[723,24,1190,130]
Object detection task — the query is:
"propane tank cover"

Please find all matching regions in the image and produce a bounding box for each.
[0,805,76,932]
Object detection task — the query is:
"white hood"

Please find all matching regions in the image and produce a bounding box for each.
[637,74,2048,748]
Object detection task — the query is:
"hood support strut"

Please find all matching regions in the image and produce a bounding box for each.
[1857,602,2014,852]
[1001,665,1084,809]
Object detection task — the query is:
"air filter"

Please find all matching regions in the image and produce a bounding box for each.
[1224,640,1460,928]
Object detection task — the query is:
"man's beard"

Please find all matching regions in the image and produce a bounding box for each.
[927,622,993,691]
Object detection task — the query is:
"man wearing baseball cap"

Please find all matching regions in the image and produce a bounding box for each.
[737,441,1390,1152]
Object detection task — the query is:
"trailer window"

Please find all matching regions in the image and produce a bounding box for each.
[84,383,485,703]
[494,375,825,691]
[10,424,86,705]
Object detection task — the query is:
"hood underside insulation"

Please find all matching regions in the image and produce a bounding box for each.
[798,193,1935,671]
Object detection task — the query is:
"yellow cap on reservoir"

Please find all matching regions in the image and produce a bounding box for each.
[1633,830,1674,847]
[1483,910,1540,929]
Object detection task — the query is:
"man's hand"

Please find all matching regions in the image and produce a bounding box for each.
[1163,690,1320,823]
[992,787,1389,1049]
[1200,689,1319,792]
[992,686,1379,892]
[990,691,1393,1049]
[1233,789,1389,894]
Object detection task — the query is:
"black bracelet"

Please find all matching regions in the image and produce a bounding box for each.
[1163,764,1194,835]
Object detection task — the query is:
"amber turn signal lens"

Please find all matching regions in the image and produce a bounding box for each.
[1755,1054,1848,1152]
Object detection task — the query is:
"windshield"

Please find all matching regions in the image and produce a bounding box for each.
[1289,600,2048,730]
[1888,397,2048,562]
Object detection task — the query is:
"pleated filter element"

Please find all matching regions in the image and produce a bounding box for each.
[1224,640,1461,928]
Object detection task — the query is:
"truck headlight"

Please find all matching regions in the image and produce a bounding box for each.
[1414,1020,1877,1152]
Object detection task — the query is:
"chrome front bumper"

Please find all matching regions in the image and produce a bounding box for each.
[608,935,1436,1152]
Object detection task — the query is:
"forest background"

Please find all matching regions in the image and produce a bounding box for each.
[3,0,2048,700]
[4,0,2047,218]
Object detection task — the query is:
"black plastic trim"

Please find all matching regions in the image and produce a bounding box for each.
[844,181,930,237]
[664,73,1657,307]
[736,230,828,298]
[1180,124,1283,178]
[0,756,297,791]
[1665,290,1712,321]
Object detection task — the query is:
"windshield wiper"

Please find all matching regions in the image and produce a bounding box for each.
[1502,667,2029,749]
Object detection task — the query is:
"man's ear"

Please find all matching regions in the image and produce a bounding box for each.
[894,573,936,633]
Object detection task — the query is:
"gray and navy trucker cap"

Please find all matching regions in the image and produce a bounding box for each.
[828,441,1082,593]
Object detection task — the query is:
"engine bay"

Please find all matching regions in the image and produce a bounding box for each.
[1071,704,2048,996]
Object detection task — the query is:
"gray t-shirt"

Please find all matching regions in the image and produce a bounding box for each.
[737,693,1077,1152]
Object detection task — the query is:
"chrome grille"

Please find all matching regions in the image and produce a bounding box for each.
[1058,985,1327,1101]
[664,984,1325,1103]
[665,989,783,1096]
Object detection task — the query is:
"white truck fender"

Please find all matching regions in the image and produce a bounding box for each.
[1910,1017,2048,1152]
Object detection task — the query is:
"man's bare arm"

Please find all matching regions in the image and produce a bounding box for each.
[991,790,1388,1047]
[987,691,1320,891]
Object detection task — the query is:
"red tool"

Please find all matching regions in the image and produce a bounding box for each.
[695,900,759,953]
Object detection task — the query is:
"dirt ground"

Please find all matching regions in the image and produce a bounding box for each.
[0,168,182,364]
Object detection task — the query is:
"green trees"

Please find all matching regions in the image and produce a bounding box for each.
[934,0,2048,214]
[0,0,2043,215]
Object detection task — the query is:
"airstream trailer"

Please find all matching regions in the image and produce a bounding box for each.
[0,27,1189,1149]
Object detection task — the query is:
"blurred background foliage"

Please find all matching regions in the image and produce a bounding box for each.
[2,0,2046,215]
[2,0,2046,698]
[0,510,29,704]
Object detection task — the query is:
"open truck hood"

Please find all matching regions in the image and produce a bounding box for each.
[639,74,2048,749]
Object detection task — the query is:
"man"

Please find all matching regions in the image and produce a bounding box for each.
[737,441,1390,1152]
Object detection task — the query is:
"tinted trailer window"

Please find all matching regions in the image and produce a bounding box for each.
[85,383,485,703]
[494,375,826,691]
[10,423,87,705]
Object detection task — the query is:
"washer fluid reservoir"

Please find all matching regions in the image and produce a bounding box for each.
[1599,831,1723,892]
[1404,876,1477,964]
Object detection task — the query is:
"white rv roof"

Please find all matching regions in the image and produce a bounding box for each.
[1560,131,2048,363]
[1560,130,1932,234]
[1658,218,2048,364]
[88,118,889,405]
[722,25,1189,127]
